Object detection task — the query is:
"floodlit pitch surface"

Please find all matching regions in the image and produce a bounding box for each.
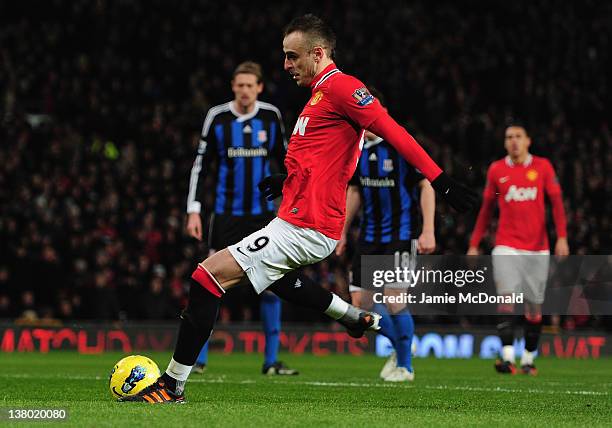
[2,352,610,427]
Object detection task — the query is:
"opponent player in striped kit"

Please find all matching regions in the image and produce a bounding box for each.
[122,14,476,403]
[468,124,569,375]
[336,88,437,382]
[186,61,297,376]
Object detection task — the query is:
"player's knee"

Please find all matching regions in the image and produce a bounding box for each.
[497,302,515,314]
[387,302,407,315]
[525,312,543,324]
[524,302,542,323]
[191,265,225,297]
[349,289,362,307]
[200,249,244,288]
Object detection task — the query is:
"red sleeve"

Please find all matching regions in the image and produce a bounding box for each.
[368,114,442,181]
[328,74,442,181]
[469,165,497,247]
[543,159,562,197]
[544,160,567,238]
[328,75,387,129]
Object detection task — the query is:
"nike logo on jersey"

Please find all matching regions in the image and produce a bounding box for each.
[235,247,248,257]
[499,176,510,183]
[292,116,310,136]
[505,185,537,202]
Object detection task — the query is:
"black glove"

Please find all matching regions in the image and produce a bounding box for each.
[431,172,479,213]
[258,173,287,201]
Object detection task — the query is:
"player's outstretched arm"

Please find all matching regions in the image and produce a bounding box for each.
[417,179,436,254]
[367,114,478,212]
[543,160,569,256]
[467,193,495,254]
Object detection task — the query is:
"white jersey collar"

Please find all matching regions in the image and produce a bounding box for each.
[229,101,260,122]
[363,136,383,149]
[505,154,533,167]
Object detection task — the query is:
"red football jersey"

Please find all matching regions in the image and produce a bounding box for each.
[278,64,387,239]
[469,154,567,251]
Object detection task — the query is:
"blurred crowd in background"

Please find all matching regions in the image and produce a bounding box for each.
[1,0,610,328]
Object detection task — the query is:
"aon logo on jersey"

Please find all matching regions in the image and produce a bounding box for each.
[505,185,537,202]
[292,116,309,136]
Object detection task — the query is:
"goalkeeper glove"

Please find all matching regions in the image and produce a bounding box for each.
[258,173,287,200]
[431,172,479,213]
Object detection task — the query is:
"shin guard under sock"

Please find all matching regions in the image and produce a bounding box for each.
[391,312,414,372]
[497,315,515,347]
[524,314,542,353]
[165,268,223,393]
[267,271,332,312]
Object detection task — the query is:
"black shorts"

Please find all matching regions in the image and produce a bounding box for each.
[208,213,275,251]
[350,240,417,291]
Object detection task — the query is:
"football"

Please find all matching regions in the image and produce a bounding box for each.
[108,355,161,399]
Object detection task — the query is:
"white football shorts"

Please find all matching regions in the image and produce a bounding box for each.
[492,245,550,304]
[228,217,337,294]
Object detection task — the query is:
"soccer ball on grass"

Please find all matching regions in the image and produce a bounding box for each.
[109,355,160,399]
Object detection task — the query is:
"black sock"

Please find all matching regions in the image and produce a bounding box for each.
[268,271,332,312]
[524,317,542,352]
[497,315,516,347]
[172,278,221,366]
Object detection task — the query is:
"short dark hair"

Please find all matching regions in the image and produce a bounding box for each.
[284,14,336,59]
[505,120,529,136]
[233,61,263,83]
[367,86,386,108]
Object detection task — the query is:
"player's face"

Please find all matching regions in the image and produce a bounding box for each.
[283,32,318,87]
[231,73,263,110]
[504,126,531,159]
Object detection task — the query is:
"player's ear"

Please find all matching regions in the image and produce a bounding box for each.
[257,82,264,95]
[312,46,325,62]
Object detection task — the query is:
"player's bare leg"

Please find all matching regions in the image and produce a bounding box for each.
[521,302,542,375]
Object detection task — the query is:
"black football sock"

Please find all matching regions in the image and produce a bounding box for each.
[268,272,364,325]
[268,271,332,312]
[524,315,543,353]
[497,314,517,362]
[163,278,221,394]
[497,315,516,347]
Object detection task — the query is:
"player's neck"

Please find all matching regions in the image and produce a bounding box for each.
[510,152,529,165]
[313,59,335,78]
[232,100,256,115]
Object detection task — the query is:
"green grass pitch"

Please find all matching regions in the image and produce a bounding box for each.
[1,352,610,427]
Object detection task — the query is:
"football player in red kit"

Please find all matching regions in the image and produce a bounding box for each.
[121,14,477,403]
[468,124,569,375]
